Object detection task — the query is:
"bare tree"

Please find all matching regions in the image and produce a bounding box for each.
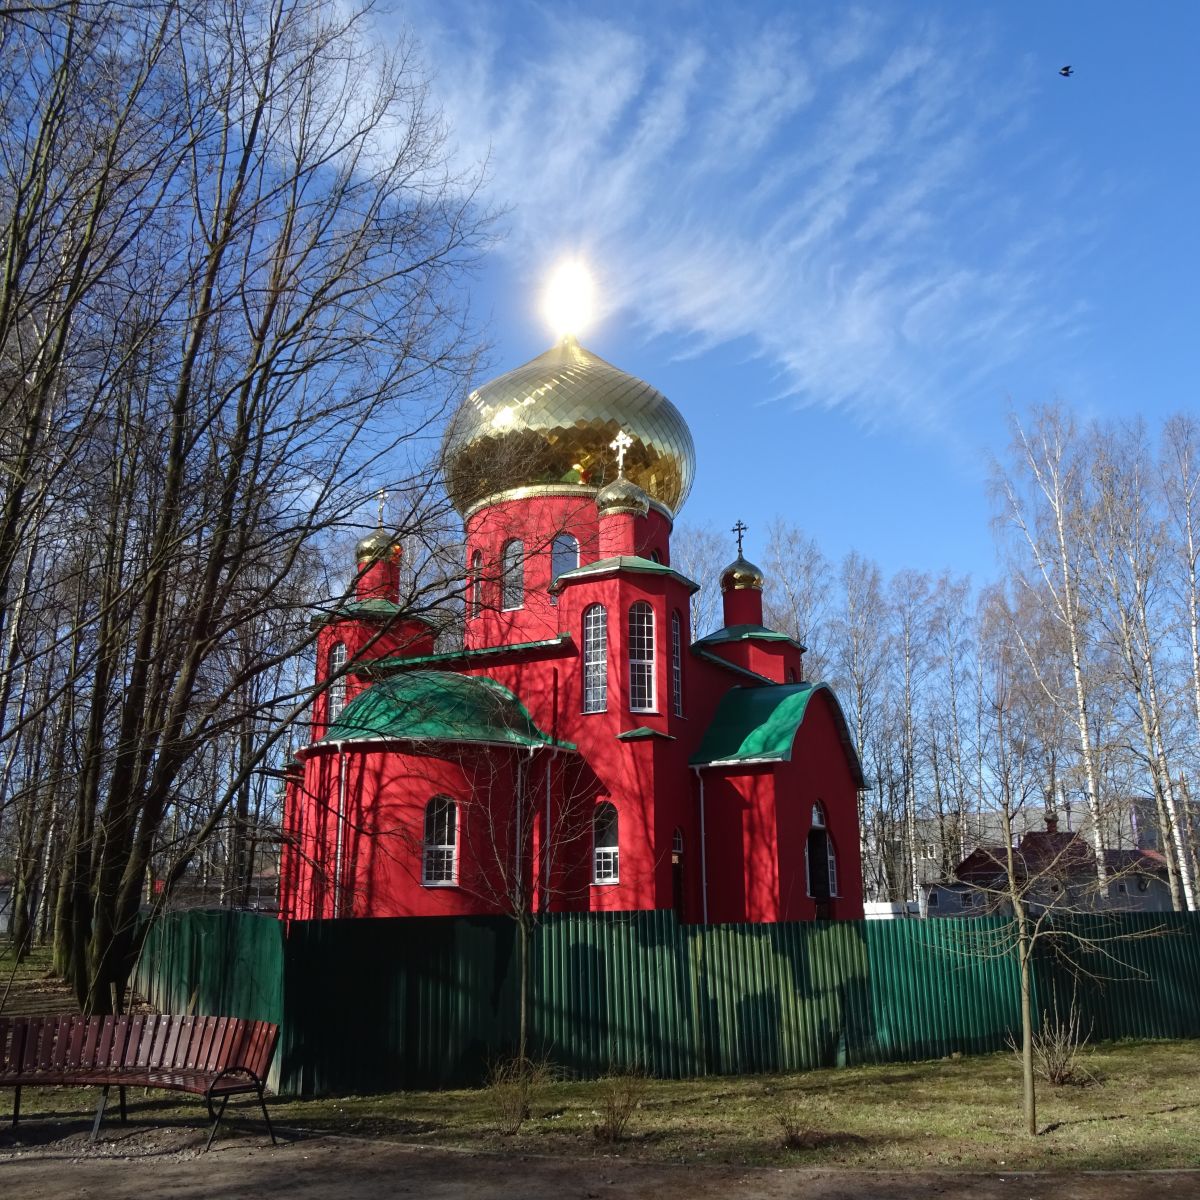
[0,0,487,1008]
[994,407,1108,878]
[671,522,727,637]
[762,518,831,678]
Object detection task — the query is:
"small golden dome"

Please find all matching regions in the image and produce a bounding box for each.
[720,554,765,592]
[356,529,401,564]
[442,336,695,517]
[595,475,650,518]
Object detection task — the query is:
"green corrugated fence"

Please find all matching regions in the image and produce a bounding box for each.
[133,910,1200,1096]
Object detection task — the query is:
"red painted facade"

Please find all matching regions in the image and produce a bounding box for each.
[281,350,865,927]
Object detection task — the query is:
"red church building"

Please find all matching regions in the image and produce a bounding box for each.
[280,335,865,925]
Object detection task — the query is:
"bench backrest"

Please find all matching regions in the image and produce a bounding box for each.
[0,1014,278,1081]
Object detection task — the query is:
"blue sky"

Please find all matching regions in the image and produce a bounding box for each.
[386,0,1198,584]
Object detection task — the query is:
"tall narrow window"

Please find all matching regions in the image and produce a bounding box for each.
[327,642,347,723]
[501,540,524,610]
[628,601,655,712]
[423,797,457,885]
[468,550,483,620]
[551,533,579,582]
[582,604,608,713]
[670,610,684,717]
[805,802,838,899]
[593,802,619,884]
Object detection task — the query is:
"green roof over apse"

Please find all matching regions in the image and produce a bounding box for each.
[689,682,866,786]
[315,671,575,753]
[550,556,700,594]
[692,623,804,651]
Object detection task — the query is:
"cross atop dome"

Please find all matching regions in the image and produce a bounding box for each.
[610,429,633,476]
[732,519,748,555]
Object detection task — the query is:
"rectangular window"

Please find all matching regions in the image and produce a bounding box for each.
[583,605,607,713]
[670,612,683,717]
[593,847,619,884]
[628,602,655,713]
[423,799,457,886]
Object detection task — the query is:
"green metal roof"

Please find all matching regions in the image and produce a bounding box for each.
[690,646,776,685]
[692,623,804,651]
[615,726,675,742]
[310,597,408,628]
[365,634,572,675]
[316,671,575,752]
[689,682,866,785]
[551,556,700,594]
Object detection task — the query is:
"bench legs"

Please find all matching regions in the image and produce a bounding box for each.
[89,1085,127,1144]
[204,1085,276,1153]
[90,1087,108,1143]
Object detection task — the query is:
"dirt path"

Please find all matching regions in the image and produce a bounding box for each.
[3,1131,1198,1200]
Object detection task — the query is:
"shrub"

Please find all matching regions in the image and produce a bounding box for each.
[593,1065,647,1142]
[1009,991,1094,1086]
[487,1056,553,1135]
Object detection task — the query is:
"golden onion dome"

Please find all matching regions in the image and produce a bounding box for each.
[442,336,695,518]
[355,529,401,564]
[595,474,650,518]
[719,554,766,592]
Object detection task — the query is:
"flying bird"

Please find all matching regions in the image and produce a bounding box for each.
[1059,65,1074,77]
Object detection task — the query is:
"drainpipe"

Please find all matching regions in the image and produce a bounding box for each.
[692,766,709,924]
[333,749,347,917]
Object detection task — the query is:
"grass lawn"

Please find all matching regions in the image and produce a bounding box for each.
[260,1040,1200,1172]
[3,942,1199,1171]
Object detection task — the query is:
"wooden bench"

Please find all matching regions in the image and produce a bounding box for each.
[0,1013,278,1150]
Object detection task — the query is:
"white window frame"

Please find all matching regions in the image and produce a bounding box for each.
[670,610,684,717]
[422,796,458,886]
[327,642,348,723]
[582,604,608,713]
[628,601,656,713]
[593,802,619,884]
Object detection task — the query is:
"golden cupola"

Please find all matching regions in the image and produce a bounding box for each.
[355,528,401,565]
[441,335,695,518]
[719,554,766,592]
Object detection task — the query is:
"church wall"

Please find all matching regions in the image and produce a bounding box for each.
[312,617,434,738]
[774,691,866,921]
[699,638,803,685]
[463,494,674,650]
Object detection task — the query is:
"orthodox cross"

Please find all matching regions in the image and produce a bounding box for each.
[609,429,633,476]
[732,519,748,555]
[376,487,388,528]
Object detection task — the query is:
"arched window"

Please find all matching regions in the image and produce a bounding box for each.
[423,797,457,885]
[593,802,619,883]
[551,532,579,582]
[327,642,347,723]
[501,540,524,610]
[649,548,662,564]
[468,550,483,620]
[670,610,684,717]
[582,604,608,713]
[628,601,655,712]
[805,802,838,899]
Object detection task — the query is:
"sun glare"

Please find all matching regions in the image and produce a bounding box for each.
[542,260,594,339]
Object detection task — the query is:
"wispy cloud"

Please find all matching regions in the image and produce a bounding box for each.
[393,1,1090,431]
